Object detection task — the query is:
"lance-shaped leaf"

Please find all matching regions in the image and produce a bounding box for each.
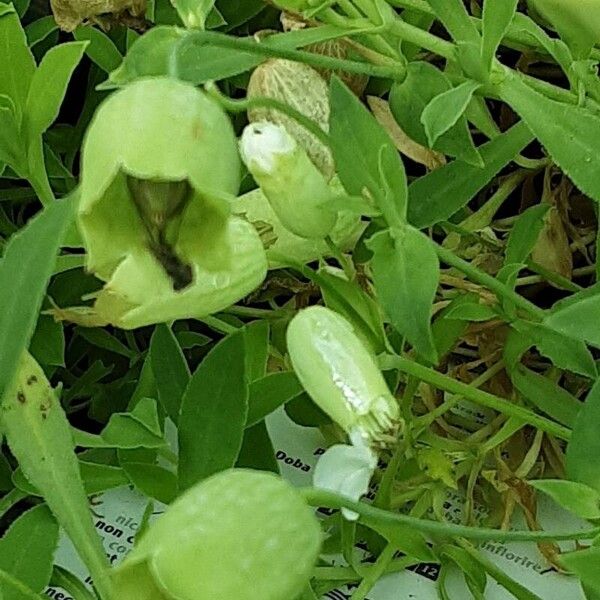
[368,226,439,363]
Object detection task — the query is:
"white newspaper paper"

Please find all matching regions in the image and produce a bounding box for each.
[45,407,586,600]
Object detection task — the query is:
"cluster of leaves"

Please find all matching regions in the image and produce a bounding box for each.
[3,0,600,599]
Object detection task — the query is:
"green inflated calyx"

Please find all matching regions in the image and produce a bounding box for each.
[111,469,322,600]
[287,306,402,449]
[70,77,267,329]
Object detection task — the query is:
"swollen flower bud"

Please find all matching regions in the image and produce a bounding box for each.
[240,122,337,240]
[112,470,321,600]
[247,58,334,178]
[287,306,401,449]
[67,77,267,329]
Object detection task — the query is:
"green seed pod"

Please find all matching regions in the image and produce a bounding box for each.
[529,0,600,56]
[240,121,337,240]
[73,77,267,329]
[247,58,334,178]
[112,469,321,600]
[287,306,401,449]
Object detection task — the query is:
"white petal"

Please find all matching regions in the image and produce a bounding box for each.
[313,444,377,520]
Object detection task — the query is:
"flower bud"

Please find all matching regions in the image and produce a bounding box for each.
[240,121,337,239]
[287,306,401,449]
[247,58,334,178]
[232,178,365,268]
[112,470,321,600]
[68,77,267,329]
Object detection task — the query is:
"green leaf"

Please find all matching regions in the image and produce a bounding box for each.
[246,372,303,428]
[0,100,26,171]
[104,25,353,88]
[319,267,386,354]
[73,26,122,73]
[244,320,270,383]
[510,365,580,428]
[0,505,57,600]
[499,73,600,203]
[444,302,498,322]
[530,479,600,520]
[368,226,439,363]
[100,399,165,450]
[421,80,481,147]
[122,463,178,504]
[511,320,597,379]
[236,421,279,473]
[29,314,65,367]
[23,41,87,141]
[178,330,248,490]
[171,0,215,28]
[504,203,550,266]
[561,547,600,597]
[425,0,480,44]
[0,352,112,598]
[24,16,58,48]
[390,62,482,166]
[481,0,518,71]
[544,283,600,347]
[567,380,600,493]
[440,545,487,598]
[408,120,533,227]
[0,4,35,123]
[0,197,74,401]
[150,323,190,424]
[329,77,406,227]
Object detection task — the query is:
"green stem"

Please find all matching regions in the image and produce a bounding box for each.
[300,487,599,541]
[351,543,396,600]
[415,360,506,428]
[325,235,355,281]
[434,242,546,321]
[200,315,239,334]
[387,16,456,60]
[313,555,417,581]
[194,31,406,80]
[380,355,571,440]
[374,441,405,509]
[205,82,331,149]
[0,488,27,519]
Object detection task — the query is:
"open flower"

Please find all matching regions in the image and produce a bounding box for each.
[240,122,337,240]
[66,77,267,329]
[111,470,321,600]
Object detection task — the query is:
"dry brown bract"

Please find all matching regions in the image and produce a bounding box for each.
[51,0,145,31]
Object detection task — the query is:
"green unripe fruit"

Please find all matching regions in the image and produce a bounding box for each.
[113,470,321,600]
